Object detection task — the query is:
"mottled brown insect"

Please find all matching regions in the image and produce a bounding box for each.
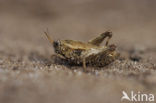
[45,31,119,70]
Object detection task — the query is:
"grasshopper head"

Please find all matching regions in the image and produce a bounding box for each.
[44,32,61,53]
[53,40,62,54]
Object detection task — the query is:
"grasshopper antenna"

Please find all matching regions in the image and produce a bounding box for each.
[44,28,54,44]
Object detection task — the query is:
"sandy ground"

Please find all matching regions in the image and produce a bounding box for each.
[0,0,156,103]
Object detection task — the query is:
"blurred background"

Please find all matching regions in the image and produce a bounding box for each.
[0,0,156,103]
[0,0,156,49]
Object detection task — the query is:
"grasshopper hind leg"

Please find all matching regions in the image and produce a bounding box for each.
[88,31,112,46]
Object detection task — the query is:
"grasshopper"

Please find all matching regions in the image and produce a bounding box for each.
[45,31,119,70]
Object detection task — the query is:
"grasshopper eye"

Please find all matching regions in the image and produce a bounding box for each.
[53,41,60,48]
